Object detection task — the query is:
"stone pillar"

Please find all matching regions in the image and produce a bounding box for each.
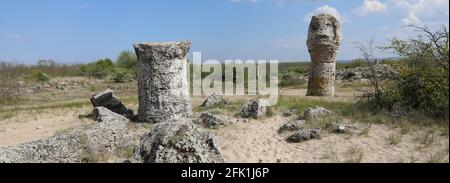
[306,14,342,97]
[134,41,192,123]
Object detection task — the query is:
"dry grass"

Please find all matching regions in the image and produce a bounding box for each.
[345,146,364,163]
[387,133,403,145]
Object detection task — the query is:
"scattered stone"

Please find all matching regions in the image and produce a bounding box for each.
[287,129,321,143]
[134,120,224,163]
[306,14,342,97]
[36,126,43,130]
[336,125,346,133]
[303,106,331,120]
[90,89,134,119]
[201,93,227,107]
[278,120,305,134]
[198,113,227,128]
[240,99,267,119]
[56,85,65,90]
[0,107,144,163]
[336,64,397,81]
[134,41,192,123]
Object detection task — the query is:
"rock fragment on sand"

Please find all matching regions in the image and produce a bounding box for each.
[278,120,305,134]
[287,129,321,143]
[201,93,227,107]
[303,106,331,120]
[199,113,227,128]
[90,89,134,119]
[240,99,267,119]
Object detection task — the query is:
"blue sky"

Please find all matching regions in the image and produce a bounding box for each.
[0,0,448,64]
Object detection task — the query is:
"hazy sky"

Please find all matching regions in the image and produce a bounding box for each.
[0,0,448,64]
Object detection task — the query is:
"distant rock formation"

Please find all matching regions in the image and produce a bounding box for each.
[306,14,342,97]
[336,64,397,81]
[134,41,192,123]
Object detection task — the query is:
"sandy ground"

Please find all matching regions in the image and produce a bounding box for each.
[0,78,448,163]
[210,115,449,163]
[0,107,93,147]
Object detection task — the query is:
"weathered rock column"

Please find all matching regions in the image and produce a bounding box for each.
[306,14,342,97]
[134,41,192,123]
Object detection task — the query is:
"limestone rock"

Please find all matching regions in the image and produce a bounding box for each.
[201,93,227,107]
[240,99,267,119]
[90,89,134,119]
[278,120,305,134]
[336,125,346,133]
[134,41,192,123]
[134,121,224,163]
[306,14,342,96]
[303,106,331,120]
[199,113,227,128]
[287,129,321,143]
[0,107,143,163]
[336,64,397,81]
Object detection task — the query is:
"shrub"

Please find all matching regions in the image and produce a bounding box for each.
[0,62,21,103]
[116,50,138,78]
[112,68,134,83]
[116,51,137,70]
[359,25,449,119]
[30,70,50,82]
[80,58,114,79]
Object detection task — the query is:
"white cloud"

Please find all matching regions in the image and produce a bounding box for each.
[355,0,387,16]
[389,0,449,25]
[303,5,350,24]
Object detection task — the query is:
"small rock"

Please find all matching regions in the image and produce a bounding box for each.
[278,120,305,134]
[36,126,43,130]
[240,99,267,119]
[201,93,227,107]
[199,113,226,128]
[303,106,331,120]
[336,125,346,133]
[287,129,321,143]
[56,85,65,90]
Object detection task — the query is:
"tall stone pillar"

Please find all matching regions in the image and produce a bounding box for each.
[134,41,192,123]
[306,14,342,97]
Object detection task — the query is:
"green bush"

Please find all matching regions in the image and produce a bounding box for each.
[116,50,138,78]
[370,25,449,118]
[80,58,114,79]
[30,70,50,82]
[116,51,137,70]
[112,68,134,83]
